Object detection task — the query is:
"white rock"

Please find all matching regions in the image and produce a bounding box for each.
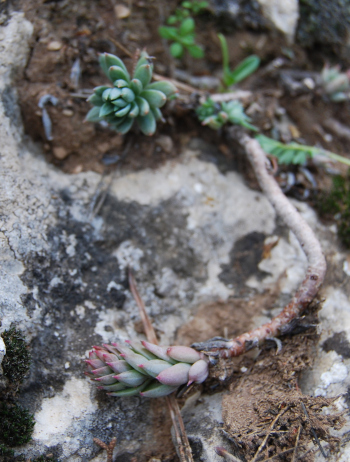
[257,0,299,42]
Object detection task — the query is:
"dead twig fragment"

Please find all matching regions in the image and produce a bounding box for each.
[128,269,194,462]
[300,402,327,459]
[291,425,302,462]
[193,133,327,358]
[93,437,117,462]
[250,406,289,462]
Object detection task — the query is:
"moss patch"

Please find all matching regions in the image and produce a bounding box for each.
[317,174,350,248]
[0,401,35,447]
[2,327,31,390]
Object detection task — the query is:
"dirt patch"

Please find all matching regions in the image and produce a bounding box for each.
[15,0,350,181]
[222,327,345,461]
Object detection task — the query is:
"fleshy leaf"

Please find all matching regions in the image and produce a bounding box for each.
[140,89,167,108]
[137,112,156,136]
[140,382,177,398]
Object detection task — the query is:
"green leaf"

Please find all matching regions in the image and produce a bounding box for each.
[130,78,143,95]
[137,111,156,136]
[87,93,104,106]
[85,106,101,122]
[104,53,129,76]
[114,79,129,88]
[108,380,151,397]
[167,15,178,25]
[112,98,128,108]
[128,101,140,118]
[226,55,260,86]
[146,80,177,96]
[134,51,152,73]
[109,66,130,83]
[114,103,131,117]
[140,382,177,398]
[179,17,195,36]
[158,26,179,40]
[94,85,112,97]
[109,88,122,100]
[140,89,167,108]
[218,34,230,83]
[98,54,110,78]
[151,107,164,122]
[135,96,150,116]
[121,87,135,103]
[179,34,195,46]
[186,44,204,58]
[170,42,184,58]
[134,64,153,88]
[99,102,116,117]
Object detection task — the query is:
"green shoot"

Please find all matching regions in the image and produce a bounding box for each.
[256,134,350,167]
[197,98,258,131]
[218,33,260,88]
[159,1,208,59]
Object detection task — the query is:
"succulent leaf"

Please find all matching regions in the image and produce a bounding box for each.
[106,360,132,373]
[188,359,209,385]
[156,363,192,387]
[135,96,150,116]
[138,359,172,378]
[104,53,129,76]
[140,89,167,108]
[140,382,178,398]
[137,112,157,136]
[115,104,132,117]
[85,106,102,122]
[130,79,143,95]
[87,93,104,106]
[99,102,115,117]
[109,66,130,83]
[134,64,152,88]
[146,81,177,96]
[114,370,147,387]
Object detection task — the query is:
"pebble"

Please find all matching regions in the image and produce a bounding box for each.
[53,146,69,160]
[47,41,63,51]
[115,4,131,18]
[62,109,74,117]
[155,135,173,153]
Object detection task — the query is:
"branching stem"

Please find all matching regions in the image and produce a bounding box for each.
[194,134,327,358]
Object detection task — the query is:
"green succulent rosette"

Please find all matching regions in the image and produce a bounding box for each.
[85,340,209,398]
[86,52,177,136]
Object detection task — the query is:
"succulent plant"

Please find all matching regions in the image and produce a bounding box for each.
[321,64,350,102]
[85,340,209,398]
[197,98,258,131]
[86,52,177,136]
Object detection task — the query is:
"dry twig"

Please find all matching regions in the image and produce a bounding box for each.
[251,406,289,462]
[128,270,194,462]
[193,133,327,358]
[93,437,117,462]
[291,425,302,462]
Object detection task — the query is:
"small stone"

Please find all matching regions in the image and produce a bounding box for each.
[303,77,315,90]
[47,40,63,51]
[53,146,69,160]
[62,109,74,117]
[155,135,173,153]
[115,4,131,18]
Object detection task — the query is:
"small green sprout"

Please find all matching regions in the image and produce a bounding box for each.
[256,134,350,167]
[86,52,177,136]
[218,34,260,88]
[158,1,208,59]
[321,64,350,102]
[197,98,258,131]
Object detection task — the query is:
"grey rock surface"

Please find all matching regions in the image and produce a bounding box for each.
[1,11,350,462]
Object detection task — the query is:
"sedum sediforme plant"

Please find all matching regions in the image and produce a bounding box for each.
[197,97,258,131]
[85,340,209,398]
[86,52,177,136]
